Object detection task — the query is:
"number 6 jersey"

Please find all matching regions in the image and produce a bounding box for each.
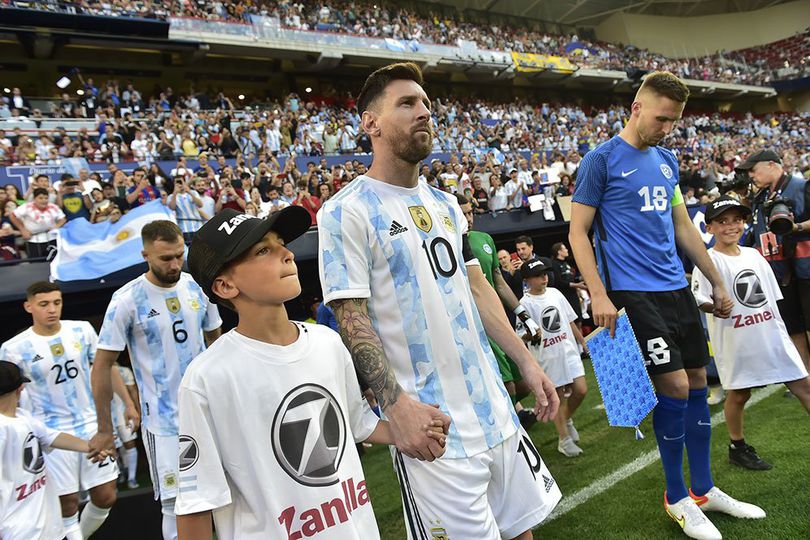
[318,175,517,459]
[98,273,222,436]
[1,321,98,438]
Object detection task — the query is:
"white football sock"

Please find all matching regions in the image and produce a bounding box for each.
[63,512,82,540]
[161,497,178,540]
[125,447,139,482]
[80,501,111,539]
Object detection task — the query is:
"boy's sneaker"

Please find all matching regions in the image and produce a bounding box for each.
[127,479,140,489]
[557,436,583,457]
[729,443,772,470]
[517,409,537,430]
[707,386,725,405]
[690,487,766,519]
[566,418,580,443]
[664,494,722,540]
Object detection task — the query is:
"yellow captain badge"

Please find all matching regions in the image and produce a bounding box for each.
[409,205,433,233]
[166,297,181,314]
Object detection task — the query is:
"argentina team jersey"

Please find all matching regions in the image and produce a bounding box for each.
[573,136,688,292]
[98,273,222,436]
[318,175,518,459]
[1,321,99,438]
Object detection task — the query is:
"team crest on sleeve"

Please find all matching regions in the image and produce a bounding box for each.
[188,299,201,312]
[165,297,181,314]
[409,206,433,233]
[50,342,65,357]
[659,164,673,179]
[482,244,493,255]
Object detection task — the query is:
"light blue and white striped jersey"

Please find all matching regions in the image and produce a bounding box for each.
[318,175,518,459]
[1,321,98,438]
[98,273,222,436]
[170,192,204,234]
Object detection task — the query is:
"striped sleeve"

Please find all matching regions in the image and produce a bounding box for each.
[318,200,372,305]
[572,149,608,207]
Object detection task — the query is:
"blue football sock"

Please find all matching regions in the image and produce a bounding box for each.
[653,393,688,503]
[685,387,714,497]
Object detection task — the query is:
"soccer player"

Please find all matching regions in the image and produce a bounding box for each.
[89,220,223,540]
[456,193,541,427]
[174,208,445,539]
[1,281,138,540]
[692,196,810,469]
[318,62,561,540]
[569,71,764,540]
[1,360,114,540]
[518,259,589,457]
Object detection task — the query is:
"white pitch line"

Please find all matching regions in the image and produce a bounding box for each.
[544,384,782,522]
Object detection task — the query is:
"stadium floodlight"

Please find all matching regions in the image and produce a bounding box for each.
[305,87,312,93]
[2,87,9,93]
[56,76,71,89]
[76,89,85,96]
[238,94,245,100]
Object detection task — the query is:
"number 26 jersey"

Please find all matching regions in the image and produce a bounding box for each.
[98,273,222,436]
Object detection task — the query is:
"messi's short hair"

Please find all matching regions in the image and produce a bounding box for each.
[357,62,424,114]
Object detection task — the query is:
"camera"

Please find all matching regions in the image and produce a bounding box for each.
[719,169,751,195]
[763,197,795,235]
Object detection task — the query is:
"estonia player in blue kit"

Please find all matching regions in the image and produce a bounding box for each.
[569,72,764,540]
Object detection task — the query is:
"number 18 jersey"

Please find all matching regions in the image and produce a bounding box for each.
[318,175,517,459]
[573,135,686,292]
[98,273,222,436]
[0,321,98,438]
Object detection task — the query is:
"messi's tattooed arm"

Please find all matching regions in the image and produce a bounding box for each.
[330,298,450,461]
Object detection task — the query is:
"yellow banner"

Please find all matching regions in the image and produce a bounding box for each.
[511,52,578,74]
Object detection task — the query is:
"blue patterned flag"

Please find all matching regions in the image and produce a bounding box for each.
[586,309,657,438]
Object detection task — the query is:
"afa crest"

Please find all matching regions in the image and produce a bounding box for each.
[189,299,201,312]
[409,206,433,233]
[430,527,449,540]
[439,213,456,233]
[166,297,181,314]
[50,343,65,357]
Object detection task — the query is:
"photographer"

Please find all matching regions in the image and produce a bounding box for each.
[741,149,810,371]
[214,177,246,213]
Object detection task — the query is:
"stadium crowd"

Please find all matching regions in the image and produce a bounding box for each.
[5,1,808,86]
[2,88,810,259]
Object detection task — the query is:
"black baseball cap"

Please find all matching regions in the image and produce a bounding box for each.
[187,207,312,303]
[736,149,781,170]
[521,257,551,279]
[704,195,752,223]
[0,361,30,395]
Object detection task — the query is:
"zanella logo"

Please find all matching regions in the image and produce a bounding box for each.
[541,306,561,333]
[217,214,258,235]
[733,269,766,308]
[271,384,346,487]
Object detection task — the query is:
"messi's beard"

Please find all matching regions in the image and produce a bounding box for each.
[390,127,432,165]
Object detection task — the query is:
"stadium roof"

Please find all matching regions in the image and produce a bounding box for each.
[431,0,794,27]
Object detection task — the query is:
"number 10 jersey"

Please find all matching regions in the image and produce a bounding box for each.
[98,273,222,436]
[318,175,518,459]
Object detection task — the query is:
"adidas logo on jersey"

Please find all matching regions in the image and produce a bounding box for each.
[147,309,160,318]
[389,220,409,236]
[543,474,555,493]
[32,354,43,363]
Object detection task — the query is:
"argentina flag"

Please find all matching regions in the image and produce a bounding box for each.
[50,200,175,282]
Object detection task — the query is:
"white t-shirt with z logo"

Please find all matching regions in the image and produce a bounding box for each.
[691,247,807,389]
[175,323,381,540]
[0,409,64,540]
[98,273,222,435]
[519,288,578,388]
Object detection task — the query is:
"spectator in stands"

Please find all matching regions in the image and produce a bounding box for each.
[9,88,31,116]
[214,177,246,213]
[90,189,116,224]
[193,177,217,219]
[9,187,65,258]
[25,174,58,205]
[550,242,586,326]
[498,248,525,308]
[261,185,289,216]
[489,174,509,212]
[168,176,206,243]
[103,179,130,213]
[318,183,334,203]
[293,179,321,225]
[279,182,296,205]
[126,167,161,208]
[5,185,23,206]
[0,199,21,259]
[504,168,525,209]
[59,174,92,222]
[515,235,539,269]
